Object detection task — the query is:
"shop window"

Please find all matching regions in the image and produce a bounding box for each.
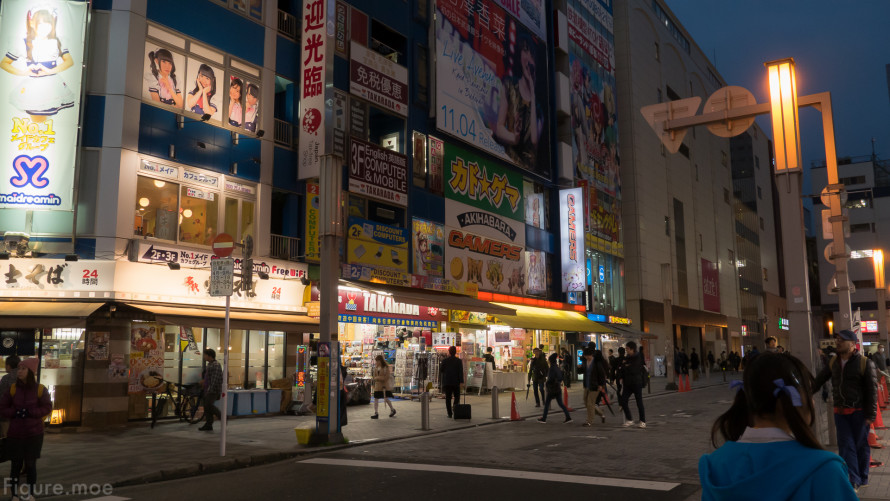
[206,328,247,388]
[268,332,286,382]
[224,197,256,244]
[247,331,266,389]
[274,75,296,122]
[181,327,204,384]
[135,176,180,241]
[39,328,84,425]
[179,185,219,246]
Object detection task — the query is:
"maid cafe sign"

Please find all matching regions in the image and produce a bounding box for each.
[0,1,88,211]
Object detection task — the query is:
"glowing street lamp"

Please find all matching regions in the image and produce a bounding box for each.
[875,250,888,348]
[766,59,802,172]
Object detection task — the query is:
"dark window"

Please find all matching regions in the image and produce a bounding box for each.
[759,217,764,230]
[655,42,660,61]
[666,86,681,101]
[679,143,690,158]
[757,186,762,199]
[414,44,429,107]
[850,222,874,233]
[371,19,407,65]
[853,279,875,289]
[665,216,670,236]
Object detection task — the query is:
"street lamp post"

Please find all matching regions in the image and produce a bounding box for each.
[875,250,888,350]
[640,58,853,373]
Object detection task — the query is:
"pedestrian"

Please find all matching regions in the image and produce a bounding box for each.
[872,345,888,374]
[699,352,857,500]
[813,329,878,492]
[607,349,617,383]
[537,353,572,424]
[560,348,573,388]
[690,348,701,381]
[777,345,785,354]
[707,351,715,372]
[527,348,548,408]
[339,365,349,426]
[0,356,20,440]
[371,355,396,419]
[439,346,464,418]
[483,347,496,368]
[680,348,690,376]
[764,336,778,353]
[718,351,727,371]
[0,357,52,501]
[199,348,222,431]
[674,346,683,380]
[613,346,625,397]
[581,348,606,426]
[619,341,647,428]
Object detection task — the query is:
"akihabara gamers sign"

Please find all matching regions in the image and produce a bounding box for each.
[560,188,586,292]
[0,1,88,210]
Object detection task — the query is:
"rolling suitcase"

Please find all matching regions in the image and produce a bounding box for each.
[453,391,471,420]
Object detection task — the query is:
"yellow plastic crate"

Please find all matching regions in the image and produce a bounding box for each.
[295,427,312,444]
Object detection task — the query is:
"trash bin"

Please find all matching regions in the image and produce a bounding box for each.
[214,391,236,416]
[266,389,282,413]
[251,389,268,414]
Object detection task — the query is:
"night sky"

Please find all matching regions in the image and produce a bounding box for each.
[663,0,890,196]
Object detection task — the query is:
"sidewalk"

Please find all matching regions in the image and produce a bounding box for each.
[32,374,727,492]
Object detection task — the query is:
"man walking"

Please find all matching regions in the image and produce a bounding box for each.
[440,346,464,418]
[814,329,878,491]
[581,348,606,426]
[619,341,647,428]
[690,348,700,381]
[527,348,548,407]
[199,348,223,431]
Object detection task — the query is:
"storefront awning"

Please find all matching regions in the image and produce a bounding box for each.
[605,324,658,339]
[123,302,320,332]
[339,280,516,316]
[489,303,612,333]
[0,301,104,328]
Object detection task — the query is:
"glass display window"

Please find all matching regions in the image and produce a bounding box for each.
[135,176,179,240]
[179,185,219,246]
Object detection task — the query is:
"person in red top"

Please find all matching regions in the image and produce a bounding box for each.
[0,357,52,500]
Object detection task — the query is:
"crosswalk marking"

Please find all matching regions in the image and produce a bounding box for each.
[301,458,680,491]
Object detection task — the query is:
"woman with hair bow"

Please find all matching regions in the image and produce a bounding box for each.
[699,352,857,500]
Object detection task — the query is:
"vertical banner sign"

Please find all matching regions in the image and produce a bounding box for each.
[428,135,444,195]
[317,342,330,418]
[560,188,586,292]
[298,0,331,179]
[306,182,320,261]
[0,1,88,210]
[701,258,721,312]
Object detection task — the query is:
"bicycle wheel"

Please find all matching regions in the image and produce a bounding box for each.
[151,396,168,429]
[188,396,205,424]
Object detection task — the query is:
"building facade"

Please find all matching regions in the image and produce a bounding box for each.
[811,154,890,349]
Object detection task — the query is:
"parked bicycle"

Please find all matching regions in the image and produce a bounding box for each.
[150,380,205,429]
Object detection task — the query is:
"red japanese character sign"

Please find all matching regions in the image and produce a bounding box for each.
[298,0,330,180]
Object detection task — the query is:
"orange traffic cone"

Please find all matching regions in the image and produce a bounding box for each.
[563,386,575,411]
[879,382,888,410]
[510,392,521,421]
[676,375,684,392]
[875,406,888,430]
[685,374,692,392]
[884,376,889,400]
[869,424,883,449]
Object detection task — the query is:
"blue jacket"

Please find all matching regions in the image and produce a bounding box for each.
[699,438,858,501]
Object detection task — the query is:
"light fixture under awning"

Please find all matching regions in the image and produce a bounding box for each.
[0,301,104,328]
[489,303,612,333]
[123,302,319,332]
[339,280,515,316]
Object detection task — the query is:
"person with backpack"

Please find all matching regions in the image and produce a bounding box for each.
[813,329,878,492]
[619,341,647,428]
[0,357,52,501]
[699,352,858,500]
[527,348,549,407]
[537,353,572,424]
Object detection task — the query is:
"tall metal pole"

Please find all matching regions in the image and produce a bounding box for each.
[221,294,230,456]
[774,170,817,372]
[661,263,676,388]
[315,153,343,443]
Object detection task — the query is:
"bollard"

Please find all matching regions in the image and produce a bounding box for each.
[491,386,500,419]
[420,392,431,431]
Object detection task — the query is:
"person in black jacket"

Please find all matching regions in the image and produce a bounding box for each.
[581,348,606,426]
[537,353,572,424]
[690,348,700,381]
[439,346,464,418]
[619,341,647,428]
[814,329,879,490]
[527,348,549,407]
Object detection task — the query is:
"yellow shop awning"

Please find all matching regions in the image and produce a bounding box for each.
[123,302,320,332]
[0,300,104,328]
[490,303,612,333]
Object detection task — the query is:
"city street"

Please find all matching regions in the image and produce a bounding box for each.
[38,381,890,501]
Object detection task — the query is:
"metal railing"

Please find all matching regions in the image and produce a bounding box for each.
[277,10,298,40]
[274,119,293,148]
[270,234,301,262]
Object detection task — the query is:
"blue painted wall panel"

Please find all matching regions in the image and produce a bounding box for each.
[273,147,299,192]
[276,37,300,82]
[146,0,263,67]
[82,95,105,148]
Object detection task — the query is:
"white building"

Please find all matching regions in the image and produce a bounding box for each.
[811,154,890,348]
